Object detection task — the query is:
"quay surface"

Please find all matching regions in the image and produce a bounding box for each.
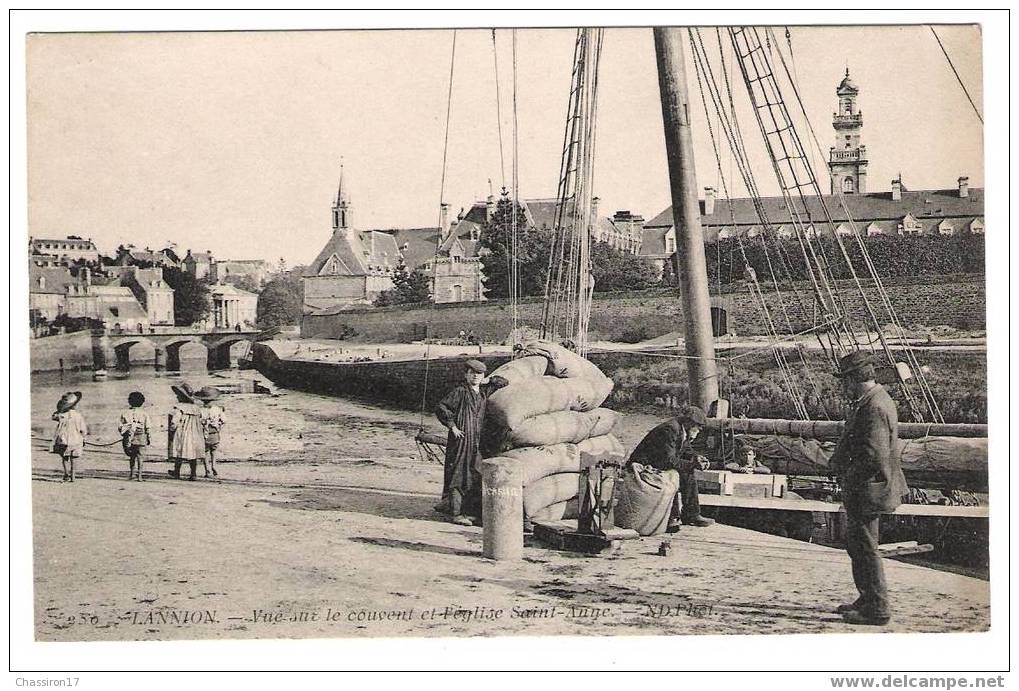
[31,462,990,641]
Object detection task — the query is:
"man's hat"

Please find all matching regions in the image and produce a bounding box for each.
[193,386,222,402]
[56,391,82,413]
[677,404,707,427]
[464,359,487,374]
[128,391,145,407]
[171,382,197,404]
[836,351,877,378]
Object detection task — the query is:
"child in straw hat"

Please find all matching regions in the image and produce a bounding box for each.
[51,391,87,482]
[168,383,205,481]
[195,386,224,478]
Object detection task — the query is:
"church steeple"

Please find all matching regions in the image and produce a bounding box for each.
[332,163,352,230]
[829,68,868,194]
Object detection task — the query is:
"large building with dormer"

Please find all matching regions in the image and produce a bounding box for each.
[302,169,487,312]
[641,69,984,276]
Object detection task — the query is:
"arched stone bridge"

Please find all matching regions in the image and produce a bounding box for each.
[92,327,262,371]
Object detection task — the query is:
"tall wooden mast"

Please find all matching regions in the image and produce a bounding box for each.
[653,27,720,411]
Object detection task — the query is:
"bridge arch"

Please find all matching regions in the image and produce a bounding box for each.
[110,337,156,370]
[203,334,253,371]
[163,337,207,372]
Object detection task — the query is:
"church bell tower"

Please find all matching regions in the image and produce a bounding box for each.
[828,68,867,195]
[332,164,352,230]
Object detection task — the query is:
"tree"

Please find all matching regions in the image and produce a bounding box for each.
[590,241,659,292]
[257,272,304,328]
[373,260,432,307]
[163,267,211,326]
[478,195,551,299]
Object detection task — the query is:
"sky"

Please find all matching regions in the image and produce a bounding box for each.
[26,24,983,267]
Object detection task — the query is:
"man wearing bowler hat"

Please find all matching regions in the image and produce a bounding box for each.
[435,359,508,526]
[829,350,908,626]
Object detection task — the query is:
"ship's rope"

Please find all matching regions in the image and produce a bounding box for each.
[416,29,458,435]
[929,26,983,124]
[766,27,944,423]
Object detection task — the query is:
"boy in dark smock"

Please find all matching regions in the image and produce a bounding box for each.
[435,359,507,526]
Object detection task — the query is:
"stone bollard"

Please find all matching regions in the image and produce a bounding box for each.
[481,458,523,561]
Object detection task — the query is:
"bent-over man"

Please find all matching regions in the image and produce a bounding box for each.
[435,359,508,526]
[627,404,715,530]
[829,351,908,626]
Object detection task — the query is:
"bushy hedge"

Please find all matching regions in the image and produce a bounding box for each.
[604,348,986,424]
[704,234,985,286]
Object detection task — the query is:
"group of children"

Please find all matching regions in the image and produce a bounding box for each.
[48,382,227,482]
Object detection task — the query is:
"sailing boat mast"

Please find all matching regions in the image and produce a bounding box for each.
[653,27,720,412]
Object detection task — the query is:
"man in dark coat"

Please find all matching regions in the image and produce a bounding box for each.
[435,359,508,526]
[829,351,908,626]
[627,404,715,529]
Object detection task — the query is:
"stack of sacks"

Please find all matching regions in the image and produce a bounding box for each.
[480,341,624,524]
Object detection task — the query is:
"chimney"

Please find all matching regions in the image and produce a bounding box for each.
[704,187,716,216]
[486,194,496,222]
[439,202,450,232]
[958,176,969,198]
[591,196,601,220]
[891,176,902,202]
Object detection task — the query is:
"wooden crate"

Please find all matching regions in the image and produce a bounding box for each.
[695,469,787,498]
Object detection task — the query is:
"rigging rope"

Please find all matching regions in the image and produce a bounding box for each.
[765,27,943,422]
[417,29,458,433]
[491,30,507,191]
[929,26,984,124]
[511,29,521,336]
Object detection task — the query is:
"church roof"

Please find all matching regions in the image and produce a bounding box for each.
[305,230,370,277]
[645,186,984,232]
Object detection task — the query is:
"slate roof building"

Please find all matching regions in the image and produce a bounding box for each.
[29,236,100,266]
[640,70,984,276]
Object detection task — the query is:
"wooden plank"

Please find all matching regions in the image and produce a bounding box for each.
[697,493,988,518]
[878,543,935,558]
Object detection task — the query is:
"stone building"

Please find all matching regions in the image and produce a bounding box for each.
[182,249,214,279]
[458,195,645,254]
[28,265,78,322]
[206,283,258,329]
[115,245,181,269]
[115,266,175,325]
[641,70,984,277]
[302,170,403,312]
[63,281,150,332]
[29,236,100,265]
[829,69,867,195]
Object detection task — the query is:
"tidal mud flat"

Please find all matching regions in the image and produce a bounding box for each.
[29,369,989,641]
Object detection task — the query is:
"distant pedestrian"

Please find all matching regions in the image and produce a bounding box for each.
[434,359,508,526]
[50,391,87,482]
[829,351,908,626]
[196,386,225,478]
[119,391,152,481]
[168,383,205,481]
